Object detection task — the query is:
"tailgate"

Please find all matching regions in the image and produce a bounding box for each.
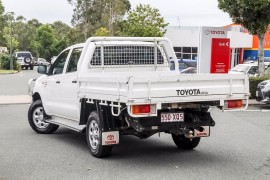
[127,73,249,104]
[78,73,249,105]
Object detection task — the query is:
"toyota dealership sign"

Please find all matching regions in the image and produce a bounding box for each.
[198,27,229,73]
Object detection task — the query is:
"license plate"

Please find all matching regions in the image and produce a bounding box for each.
[161,112,184,122]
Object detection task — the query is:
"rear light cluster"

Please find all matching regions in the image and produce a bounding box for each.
[224,100,243,109]
[132,104,156,115]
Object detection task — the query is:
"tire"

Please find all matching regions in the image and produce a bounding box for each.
[28,100,59,134]
[86,111,113,158]
[24,57,32,64]
[30,66,33,70]
[172,134,200,150]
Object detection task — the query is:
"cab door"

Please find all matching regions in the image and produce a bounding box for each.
[56,47,83,120]
[43,50,70,116]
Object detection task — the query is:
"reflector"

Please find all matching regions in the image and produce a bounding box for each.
[132,104,151,114]
[226,100,243,109]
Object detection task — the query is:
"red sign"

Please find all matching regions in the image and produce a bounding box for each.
[210,38,231,73]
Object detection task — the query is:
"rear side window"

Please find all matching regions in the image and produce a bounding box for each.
[17,53,31,58]
[90,45,165,66]
[66,48,83,73]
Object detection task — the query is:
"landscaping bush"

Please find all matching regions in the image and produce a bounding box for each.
[0,54,20,71]
[249,76,270,98]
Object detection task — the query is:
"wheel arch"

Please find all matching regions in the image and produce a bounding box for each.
[79,99,117,131]
[32,92,41,102]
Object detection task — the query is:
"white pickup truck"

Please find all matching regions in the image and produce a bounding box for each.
[28,37,250,158]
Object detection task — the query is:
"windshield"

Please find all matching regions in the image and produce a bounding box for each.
[231,65,250,73]
[264,57,270,62]
[17,53,31,58]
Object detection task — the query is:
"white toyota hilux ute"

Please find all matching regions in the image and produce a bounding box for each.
[28,37,250,158]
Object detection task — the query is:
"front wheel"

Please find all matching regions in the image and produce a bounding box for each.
[28,100,59,134]
[86,111,113,158]
[172,134,200,150]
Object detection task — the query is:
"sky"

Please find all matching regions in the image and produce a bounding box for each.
[1,0,232,27]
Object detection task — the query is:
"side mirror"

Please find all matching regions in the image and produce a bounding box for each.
[37,65,47,74]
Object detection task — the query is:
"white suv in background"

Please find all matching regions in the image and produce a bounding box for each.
[14,51,34,70]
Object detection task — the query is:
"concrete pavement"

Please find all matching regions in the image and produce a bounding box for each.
[0,95,31,105]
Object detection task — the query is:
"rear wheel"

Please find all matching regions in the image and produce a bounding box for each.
[28,100,59,134]
[86,111,113,158]
[172,134,200,150]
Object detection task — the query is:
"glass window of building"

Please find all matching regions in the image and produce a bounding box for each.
[173,47,198,60]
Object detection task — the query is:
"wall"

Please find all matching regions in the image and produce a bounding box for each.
[227,31,252,48]
[165,28,199,47]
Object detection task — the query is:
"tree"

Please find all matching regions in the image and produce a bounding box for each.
[67,0,130,37]
[33,25,57,60]
[27,19,42,56]
[51,21,71,39]
[100,0,131,35]
[0,0,6,46]
[2,26,19,51]
[13,16,29,50]
[51,21,72,50]
[94,27,110,36]
[122,4,168,37]
[218,0,270,76]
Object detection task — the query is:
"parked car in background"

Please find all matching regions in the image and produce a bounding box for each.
[246,57,270,68]
[170,59,197,73]
[263,57,270,67]
[229,64,258,77]
[14,51,34,70]
[36,58,50,66]
[256,80,270,103]
[243,59,255,64]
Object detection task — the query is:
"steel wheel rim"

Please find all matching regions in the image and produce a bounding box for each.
[89,120,100,150]
[33,107,49,129]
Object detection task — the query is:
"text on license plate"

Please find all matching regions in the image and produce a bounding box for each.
[161,113,184,122]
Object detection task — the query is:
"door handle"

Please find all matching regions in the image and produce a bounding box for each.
[72,80,77,83]
[56,81,60,84]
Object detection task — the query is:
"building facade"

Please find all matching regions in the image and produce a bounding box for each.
[165,25,253,73]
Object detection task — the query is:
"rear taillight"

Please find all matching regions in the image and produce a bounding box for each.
[225,100,243,109]
[132,104,156,115]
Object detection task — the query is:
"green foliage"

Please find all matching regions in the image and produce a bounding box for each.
[3,26,19,51]
[0,54,20,70]
[218,0,270,76]
[68,0,130,36]
[249,76,270,98]
[123,4,168,37]
[0,0,7,45]
[94,27,110,36]
[218,0,270,36]
[33,25,58,60]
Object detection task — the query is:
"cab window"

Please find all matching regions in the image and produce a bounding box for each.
[49,50,69,75]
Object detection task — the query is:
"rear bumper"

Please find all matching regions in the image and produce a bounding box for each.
[126,110,215,133]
